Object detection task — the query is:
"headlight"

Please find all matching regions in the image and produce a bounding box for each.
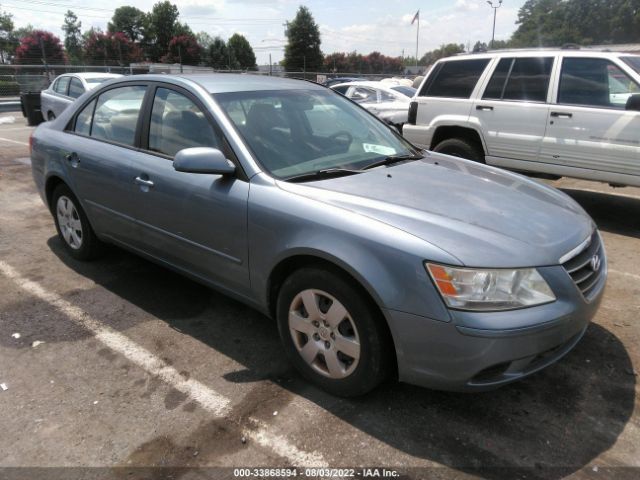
[425,263,556,311]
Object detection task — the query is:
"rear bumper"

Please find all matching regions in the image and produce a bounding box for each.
[384,263,606,392]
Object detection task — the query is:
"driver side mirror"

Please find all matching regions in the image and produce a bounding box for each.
[625,94,640,112]
[173,147,236,176]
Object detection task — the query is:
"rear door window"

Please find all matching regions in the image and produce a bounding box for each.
[483,57,553,102]
[90,85,146,146]
[54,77,70,96]
[74,99,96,136]
[68,78,85,99]
[419,59,490,98]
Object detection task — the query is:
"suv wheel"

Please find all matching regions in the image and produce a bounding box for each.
[433,137,485,163]
[52,184,103,260]
[276,268,392,397]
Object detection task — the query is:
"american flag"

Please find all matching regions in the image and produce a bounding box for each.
[411,10,420,25]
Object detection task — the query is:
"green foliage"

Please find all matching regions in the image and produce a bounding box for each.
[146,1,180,61]
[62,10,82,64]
[324,51,403,74]
[196,31,214,49]
[0,79,20,95]
[207,36,232,69]
[511,0,640,47]
[419,43,465,66]
[0,5,14,63]
[228,33,256,70]
[284,6,323,72]
[108,6,147,43]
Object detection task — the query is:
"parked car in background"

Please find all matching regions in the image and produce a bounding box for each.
[403,49,640,187]
[331,81,416,130]
[31,74,605,396]
[324,77,360,88]
[41,73,123,120]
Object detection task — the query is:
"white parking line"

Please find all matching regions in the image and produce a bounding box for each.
[0,136,28,146]
[610,269,640,281]
[0,260,328,468]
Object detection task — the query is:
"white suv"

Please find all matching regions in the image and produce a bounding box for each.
[403,50,640,187]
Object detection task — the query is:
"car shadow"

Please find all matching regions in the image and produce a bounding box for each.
[561,188,640,239]
[47,236,636,480]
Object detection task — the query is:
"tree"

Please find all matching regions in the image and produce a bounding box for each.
[472,41,488,52]
[83,30,141,65]
[509,0,640,47]
[196,31,214,50]
[161,34,201,65]
[146,1,179,61]
[14,30,65,64]
[62,10,82,64]
[108,6,147,43]
[284,6,323,72]
[0,5,13,63]
[227,33,256,70]
[207,36,231,69]
[419,43,464,66]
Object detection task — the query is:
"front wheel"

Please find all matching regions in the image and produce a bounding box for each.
[276,268,392,397]
[433,137,485,163]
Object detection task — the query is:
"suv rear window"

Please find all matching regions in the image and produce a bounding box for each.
[419,59,490,98]
[483,57,554,102]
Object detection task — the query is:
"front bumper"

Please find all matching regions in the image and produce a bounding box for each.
[384,262,606,392]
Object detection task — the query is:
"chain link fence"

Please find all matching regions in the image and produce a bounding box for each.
[0,63,421,98]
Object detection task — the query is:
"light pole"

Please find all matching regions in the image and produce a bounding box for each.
[487,0,503,49]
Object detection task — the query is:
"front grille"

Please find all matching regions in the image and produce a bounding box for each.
[561,231,604,300]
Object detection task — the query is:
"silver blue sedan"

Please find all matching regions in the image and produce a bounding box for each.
[30,74,606,396]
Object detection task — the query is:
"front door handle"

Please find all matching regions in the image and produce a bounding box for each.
[550,111,573,118]
[476,105,494,111]
[134,176,154,188]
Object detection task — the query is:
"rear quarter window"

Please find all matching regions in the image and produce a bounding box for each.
[419,59,490,98]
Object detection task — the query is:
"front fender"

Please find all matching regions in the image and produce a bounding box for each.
[248,175,454,323]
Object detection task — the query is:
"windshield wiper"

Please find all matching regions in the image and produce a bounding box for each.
[362,153,424,170]
[284,167,363,183]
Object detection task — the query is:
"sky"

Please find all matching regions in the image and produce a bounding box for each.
[3,0,527,65]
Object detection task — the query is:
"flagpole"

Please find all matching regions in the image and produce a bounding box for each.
[415,11,419,69]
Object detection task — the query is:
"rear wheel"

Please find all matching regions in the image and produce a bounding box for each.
[433,137,484,163]
[277,268,392,397]
[52,184,103,261]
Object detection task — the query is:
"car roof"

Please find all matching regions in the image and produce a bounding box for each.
[330,81,408,93]
[442,49,640,62]
[71,72,123,79]
[168,73,325,93]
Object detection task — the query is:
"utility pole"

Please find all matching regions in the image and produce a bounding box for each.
[487,0,503,49]
[39,36,50,81]
[178,45,183,73]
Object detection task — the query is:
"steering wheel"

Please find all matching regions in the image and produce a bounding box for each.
[328,130,354,148]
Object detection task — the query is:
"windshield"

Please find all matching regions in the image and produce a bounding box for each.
[391,86,417,97]
[214,89,416,179]
[622,56,640,75]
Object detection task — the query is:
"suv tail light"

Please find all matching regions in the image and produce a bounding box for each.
[408,101,418,125]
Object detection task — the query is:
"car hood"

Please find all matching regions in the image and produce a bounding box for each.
[277,153,594,268]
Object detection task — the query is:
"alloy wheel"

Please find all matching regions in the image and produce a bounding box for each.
[56,195,83,250]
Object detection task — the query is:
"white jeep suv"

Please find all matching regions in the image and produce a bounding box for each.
[403,49,640,187]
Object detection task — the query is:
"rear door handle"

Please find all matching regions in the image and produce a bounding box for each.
[476,105,494,111]
[134,176,154,188]
[550,111,573,118]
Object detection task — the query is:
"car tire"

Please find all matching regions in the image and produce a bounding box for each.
[433,137,485,163]
[47,111,55,121]
[276,267,392,397]
[51,184,103,261]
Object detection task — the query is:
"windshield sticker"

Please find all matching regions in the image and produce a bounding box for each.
[362,144,396,156]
